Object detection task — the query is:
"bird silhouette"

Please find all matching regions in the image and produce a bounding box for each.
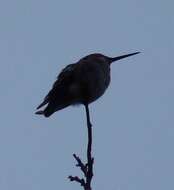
[36,52,140,117]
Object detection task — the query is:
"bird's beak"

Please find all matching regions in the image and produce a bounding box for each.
[109,52,140,64]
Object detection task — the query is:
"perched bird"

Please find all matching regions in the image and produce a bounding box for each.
[36,52,140,117]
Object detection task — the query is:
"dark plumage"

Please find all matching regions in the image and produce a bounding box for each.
[36,52,140,117]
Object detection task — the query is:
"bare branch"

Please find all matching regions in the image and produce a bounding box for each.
[69,104,94,190]
[85,104,93,189]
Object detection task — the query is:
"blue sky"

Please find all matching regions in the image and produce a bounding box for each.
[0,0,174,190]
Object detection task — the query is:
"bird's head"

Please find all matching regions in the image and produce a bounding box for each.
[82,52,140,65]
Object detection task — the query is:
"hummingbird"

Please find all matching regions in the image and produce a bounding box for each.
[36,52,140,117]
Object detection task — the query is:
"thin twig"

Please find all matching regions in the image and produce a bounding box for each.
[85,104,93,189]
[68,176,85,187]
[69,104,94,190]
[73,154,87,177]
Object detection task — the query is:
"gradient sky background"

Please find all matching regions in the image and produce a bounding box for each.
[0,0,174,190]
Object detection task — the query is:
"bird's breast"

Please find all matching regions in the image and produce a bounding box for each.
[77,62,111,103]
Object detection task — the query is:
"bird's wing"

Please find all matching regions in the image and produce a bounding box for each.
[53,63,77,88]
[36,63,77,110]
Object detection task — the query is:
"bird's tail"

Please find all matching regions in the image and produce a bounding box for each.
[35,110,44,115]
[35,105,54,117]
[35,94,73,117]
